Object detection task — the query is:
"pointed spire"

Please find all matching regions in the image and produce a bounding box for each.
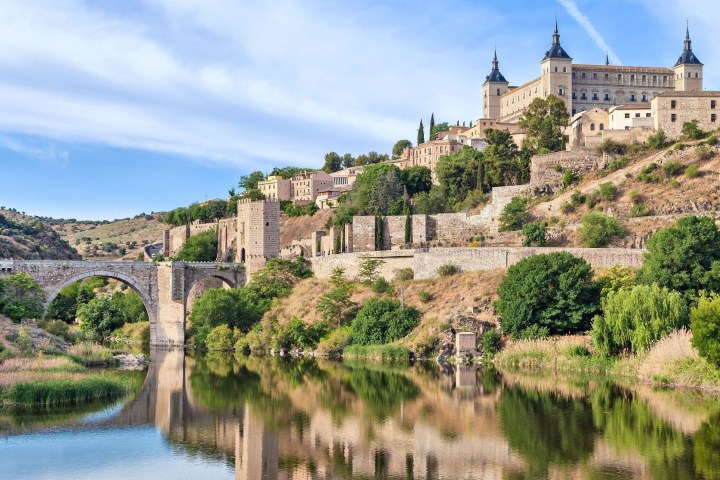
[605,51,609,66]
[484,48,508,84]
[675,21,702,66]
[492,47,499,70]
[552,18,560,45]
[543,19,571,60]
[684,20,692,51]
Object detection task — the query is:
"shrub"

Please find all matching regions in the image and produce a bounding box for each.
[76,297,125,340]
[522,221,546,247]
[350,298,420,345]
[189,288,264,348]
[628,202,648,218]
[597,139,628,155]
[343,344,411,360]
[498,197,528,232]
[662,161,684,177]
[316,286,355,326]
[628,189,641,203]
[592,284,688,356]
[437,264,460,277]
[481,330,502,357]
[0,273,45,322]
[175,230,217,262]
[595,265,637,299]
[418,290,433,303]
[585,191,601,209]
[690,295,720,366]
[569,190,585,208]
[637,163,661,183]
[358,257,385,283]
[695,144,713,161]
[606,156,629,172]
[638,216,720,301]
[371,277,393,294]
[681,119,706,140]
[598,182,617,201]
[205,324,235,351]
[67,343,116,365]
[560,201,575,214]
[495,252,599,338]
[394,268,414,281]
[567,345,591,357]
[685,164,701,178]
[562,170,576,188]
[647,129,670,149]
[578,213,626,247]
[275,318,328,351]
[518,325,549,339]
[44,319,75,343]
[707,135,717,146]
[15,327,33,355]
[316,326,351,356]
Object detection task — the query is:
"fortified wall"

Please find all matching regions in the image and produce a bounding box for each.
[311,247,645,281]
[529,149,603,188]
[165,222,217,258]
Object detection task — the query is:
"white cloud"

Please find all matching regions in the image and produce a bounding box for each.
[556,0,621,65]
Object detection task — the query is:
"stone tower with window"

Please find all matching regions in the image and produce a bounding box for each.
[540,21,573,115]
[482,49,509,119]
[673,25,703,92]
[236,199,280,270]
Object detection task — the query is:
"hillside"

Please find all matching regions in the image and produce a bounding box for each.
[0,209,80,260]
[280,209,334,248]
[52,213,166,261]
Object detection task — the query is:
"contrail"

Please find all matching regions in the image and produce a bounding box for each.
[557,0,622,65]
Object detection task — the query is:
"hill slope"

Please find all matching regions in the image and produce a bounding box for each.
[0,209,81,260]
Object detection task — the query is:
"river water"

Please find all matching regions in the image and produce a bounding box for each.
[1,350,719,479]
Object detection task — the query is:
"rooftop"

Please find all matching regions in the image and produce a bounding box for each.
[655,91,720,98]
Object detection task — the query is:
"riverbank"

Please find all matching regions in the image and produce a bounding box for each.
[494,330,720,394]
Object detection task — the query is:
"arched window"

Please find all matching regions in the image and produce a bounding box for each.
[695,72,699,78]
[590,123,596,131]
[599,123,605,131]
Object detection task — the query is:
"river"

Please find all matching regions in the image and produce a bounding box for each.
[1,350,719,479]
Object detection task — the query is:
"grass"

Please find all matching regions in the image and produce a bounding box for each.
[66,343,116,366]
[343,344,411,361]
[495,335,614,375]
[111,322,150,344]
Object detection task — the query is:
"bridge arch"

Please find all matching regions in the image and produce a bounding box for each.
[183,270,241,321]
[44,270,157,327]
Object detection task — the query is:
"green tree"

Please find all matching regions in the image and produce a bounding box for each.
[498,197,528,232]
[690,295,720,366]
[205,324,236,351]
[46,281,83,323]
[429,113,435,139]
[269,166,304,179]
[350,298,420,345]
[412,187,447,214]
[401,166,432,196]
[175,230,218,262]
[648,129,670,149]
[354,151,389,166]
[417,119,425,145]
[76,296,124,339]
[316,286,355,326]
[592,284,688,356]
[495,252,599,338]
[681,120,706,140]
[238,171,265,190]
[322,151,342,173]
[483,129,528,187]
[578,213,626,247]
[110,289,148,323]
[0,273,45,322]
[429,121,449,140]
[240,189,266,201]
[189,288,264,348]
[435,146,484,205]
[522,221,546,247]
[341,153,355,169]
[595,265,637,299]
[518,95,569,153]
[637,216,720,301]
[391,139,413,159]
[369,170,404,216]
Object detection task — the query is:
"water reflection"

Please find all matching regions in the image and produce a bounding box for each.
[3,351,720,480]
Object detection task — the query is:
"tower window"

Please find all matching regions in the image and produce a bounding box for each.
[593,73,598,80]
[555,66,558,72]
[631,74,635,81]
[599,124,604,131]
[642,75,646,82]
[696,72,699,78]
[642,94,648,102]
[592,93,598,100]
[671,100,677,109]
[581,92,587,100]
[497,88,500,95]
[671,114,677,122]
[688,72,692,78]
[590,123,595,131]
[712,100,716,109]
[572,92,576,99]
[604,93,610,101]
[712,114,717,123]
[630,94,636,101]
[581,72,586,79]
[563,67,567,72]
[618,74,622,81]
[558,87,564,96]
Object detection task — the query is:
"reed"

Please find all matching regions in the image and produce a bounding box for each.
[343,344,411,361]
[1,375,132,407]
[66,343,116,366]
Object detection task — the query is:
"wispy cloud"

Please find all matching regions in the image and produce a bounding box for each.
[556,0,622,65]
[0,134,68,164]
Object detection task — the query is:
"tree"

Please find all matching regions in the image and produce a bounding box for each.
[647,129,670,149]
[435,146,484,205]
[110,289,148,323]
[429,113,435,139]
[175,230,218,262]
[412,187,447,214]
[681,120,706,140]
[499,197,528,232]
[518,95,569,153]
[637,216,720,301]
[240,189,266,201]
[341,153,355,169]
[430,121,450,140]
[495,252,599,338]
[269,166,304,179]
[238,171,265,190]
[690,295,720,366]
[578,213,626,247]
[401,166,432,196]
[369,170,404,216]
[522,221,546,247]
[0,273,45,322]
[316,286,355,326]
[358,257,385,282]
[350,298,420,345]
[483,129,528,187]
[322,151,342,173]
[592,284,688,356]
[417,119,425,145]
[392,139,413,159]
[77,296,125,339]
[189,288,264,348]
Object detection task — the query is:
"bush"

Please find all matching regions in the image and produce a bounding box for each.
[418,290,433,303]
[628,203,649,218]
[15,327,33,355]
[371,277,393,294]
[647,129,670,149]
[394,268,414,281]
[638,216,720,301]
[518,324,549,339]
[578,213,626,247]
[690,295,720,366]
[495,252,599,338]
[350,298,420,345]
[628,189,641,204]
[592,284,688,356]
[567,345,591,357]
[562,170,576,188]
[275,318,328,351]
[316,286,355,326]
[685,164,701,178]
[707,135,717,146]
[175,230,218,262]
[343,344,411,360]
[481,329,502,357]
[189,288,264,348]
[498,197,528,232]
[0,273,45,322]
[560,201,574,214]
[662,161,684,177]
[598,182,617,201]
[681,120,706,140]
[316,326,351,356]
[437,264,460,277]
[358,257,385,283]
[522,221,546,247]
[585,190,601,209]
[598,139,628,155]
[605,156,629,172]
[44,319,75,343]
[205,324,236,351]
[595,265,636,299]
[569,190,585,208]
[695,144,713,161]
[637,163,661,183]
[76,297,125,340]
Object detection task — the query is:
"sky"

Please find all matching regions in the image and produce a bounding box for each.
[0,0,717,220]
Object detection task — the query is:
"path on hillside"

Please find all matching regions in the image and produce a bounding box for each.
[531,143,696,217]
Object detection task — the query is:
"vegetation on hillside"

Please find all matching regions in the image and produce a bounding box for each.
[0,209,80,260]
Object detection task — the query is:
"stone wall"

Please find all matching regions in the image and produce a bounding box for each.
[166,222,217,258]
[352,216,376,252]
[311,247,645,281]
[530,149,603,188]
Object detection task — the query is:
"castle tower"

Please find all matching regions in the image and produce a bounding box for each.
[540,20,573,114]
[482,49,509,119]
[235,199,280,265]
[673,24,703,92]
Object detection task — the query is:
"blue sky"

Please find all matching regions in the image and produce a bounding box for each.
[0,0,716,220]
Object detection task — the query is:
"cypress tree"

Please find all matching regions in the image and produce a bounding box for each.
[417,119,425,145]
[404,208,412,245]
[430,113,435,139]
[375,216,384,251]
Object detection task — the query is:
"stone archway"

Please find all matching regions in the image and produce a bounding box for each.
[44,270,157,329]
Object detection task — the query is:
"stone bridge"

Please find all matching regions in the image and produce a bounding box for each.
[0,260,245,345]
